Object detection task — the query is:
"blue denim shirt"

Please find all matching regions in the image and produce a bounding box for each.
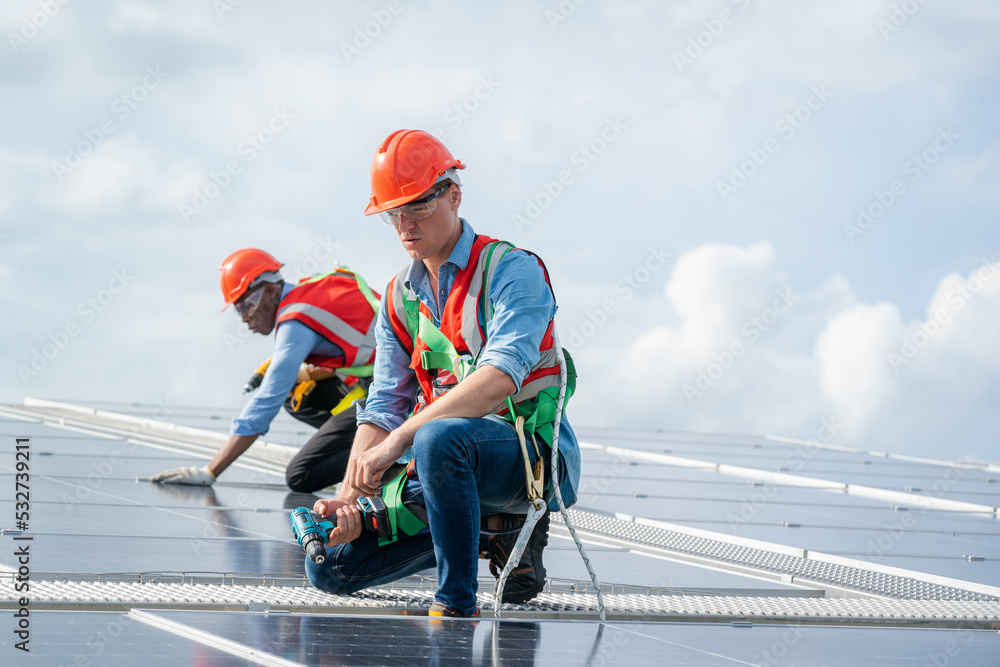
[231,283,344,436]
[357,219,581,506]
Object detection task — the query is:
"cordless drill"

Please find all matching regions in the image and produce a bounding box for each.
[290,496,390,563]
[243,358,271,393]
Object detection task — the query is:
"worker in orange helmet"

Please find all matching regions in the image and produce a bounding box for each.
[151,249,381,493]
[305,130,582,616]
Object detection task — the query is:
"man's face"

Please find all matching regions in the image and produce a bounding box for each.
[235,282,281,335]
[390,184,462,265]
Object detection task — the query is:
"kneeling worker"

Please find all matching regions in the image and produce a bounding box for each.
[306,130,581,615]
[151,249,379,492]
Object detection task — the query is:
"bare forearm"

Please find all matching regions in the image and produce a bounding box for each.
[338,423,390,502]
[208,434,260,478]
[342,365,517,498]
[393,364,516,450]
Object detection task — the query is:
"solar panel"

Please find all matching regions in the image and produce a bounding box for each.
[2,399,999,664]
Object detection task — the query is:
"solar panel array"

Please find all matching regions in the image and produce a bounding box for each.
[2,398,998,665]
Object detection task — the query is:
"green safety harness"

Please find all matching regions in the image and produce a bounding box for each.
[375,241,576,546]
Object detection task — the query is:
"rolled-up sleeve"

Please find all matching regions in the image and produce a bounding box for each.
[356,289,419,432]
[476,249,556,388]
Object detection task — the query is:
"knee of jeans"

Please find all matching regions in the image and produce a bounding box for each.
[305,556,354,596]
[412,419,465,465]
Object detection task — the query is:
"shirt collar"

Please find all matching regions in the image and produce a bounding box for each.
[404,218,476,290]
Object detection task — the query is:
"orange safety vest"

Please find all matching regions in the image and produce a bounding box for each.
[276,269,380,371]
[386,234,561,416]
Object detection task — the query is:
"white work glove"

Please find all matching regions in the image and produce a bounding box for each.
[150,465,216,486]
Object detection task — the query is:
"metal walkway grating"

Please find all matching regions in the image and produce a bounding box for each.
[2,576,999,627]
[559,510,1000,602]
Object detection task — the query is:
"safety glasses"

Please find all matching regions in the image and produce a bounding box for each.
[233,284,266,317]
[379,184,451,226]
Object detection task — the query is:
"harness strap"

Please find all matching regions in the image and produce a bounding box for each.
[502,350,577,444]
[300,267,380,313]
[329,384,367,417]
[479,242,514,327]
[515,416,545,502]
[336,364,374,378]
[377,467,429,547]
[402,287,420,345]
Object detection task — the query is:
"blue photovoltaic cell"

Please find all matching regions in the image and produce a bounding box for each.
[2,403,999,666]
[0,611,252,666]
[136,611,1000,667]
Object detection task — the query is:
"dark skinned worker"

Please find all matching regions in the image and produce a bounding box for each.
[151,249,379,492]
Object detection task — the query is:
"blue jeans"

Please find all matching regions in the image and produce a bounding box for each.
[305,416,538,614]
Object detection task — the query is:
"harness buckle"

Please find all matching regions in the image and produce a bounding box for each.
[515,416,544,502]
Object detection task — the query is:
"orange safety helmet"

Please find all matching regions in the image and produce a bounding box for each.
[219,248,283,309]
[364,129,466,216]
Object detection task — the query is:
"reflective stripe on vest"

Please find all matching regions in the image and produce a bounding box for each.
[388,235,560,414]
[276,269,379,369]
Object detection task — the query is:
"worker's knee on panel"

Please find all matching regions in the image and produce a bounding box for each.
[304,555,355,596]
[285,467,312,493]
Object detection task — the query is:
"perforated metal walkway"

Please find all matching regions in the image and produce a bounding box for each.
[3,399,999,629]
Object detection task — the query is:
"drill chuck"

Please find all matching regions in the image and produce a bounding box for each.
[243,372,265,393]
[289,497,391,563]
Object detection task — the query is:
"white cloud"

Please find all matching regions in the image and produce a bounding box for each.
[2,1,998,465]
[816,302,902,438]
[49,135,202,216]
[575,242,1000,461]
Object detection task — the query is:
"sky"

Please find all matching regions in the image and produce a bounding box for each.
[2,1,998,462]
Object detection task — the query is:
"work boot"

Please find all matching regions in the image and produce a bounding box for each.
[480,511,549,604]
[428,601,480,618]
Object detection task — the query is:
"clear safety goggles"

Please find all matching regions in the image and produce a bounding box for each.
[379,184,451,226]
[233,284,266,317]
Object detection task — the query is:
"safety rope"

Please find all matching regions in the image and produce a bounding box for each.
[492,328,605,620]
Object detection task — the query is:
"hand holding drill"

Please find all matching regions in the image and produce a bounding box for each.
[290,496,390,563]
